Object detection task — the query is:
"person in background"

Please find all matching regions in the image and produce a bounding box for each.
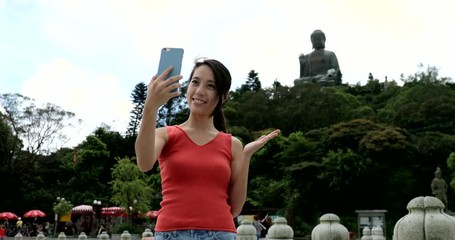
[44,222,50,236]
[136,58,280,240]
[253,215,265,240]
[16,217,23,232]
[2,221,8,232]
[97,224,106,237]
[260,215,273,238]
[0,224,6,240]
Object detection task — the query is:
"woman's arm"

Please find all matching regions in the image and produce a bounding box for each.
[228,137,246,217]
[228,130,281,217]
[135,67,182,172]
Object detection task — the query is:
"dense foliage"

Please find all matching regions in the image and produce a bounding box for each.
[1,65,454,238]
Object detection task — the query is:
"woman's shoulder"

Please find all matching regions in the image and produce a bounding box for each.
[230,135,242,145]
[158,125,183,134]
[230,135,243,153]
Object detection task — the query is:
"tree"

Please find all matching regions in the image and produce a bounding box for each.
[401,64,451,85]
[378,80,455,134]
[241,70,262,93]
[110,157,153,225]
[126,82,147,139]
[53,197,73,218]
[0,93,80,156]
[52,197,74,235]
[68,135,111,204]
[94,125,133,159]
[0,111,21,170]
[157,80,189,127]
[447,152,455,190]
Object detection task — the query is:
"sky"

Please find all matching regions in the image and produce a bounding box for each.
[1,0,454,148]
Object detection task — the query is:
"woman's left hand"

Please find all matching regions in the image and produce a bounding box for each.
[243,129,280,158]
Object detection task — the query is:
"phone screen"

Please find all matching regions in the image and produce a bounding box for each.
[157,47,184,79]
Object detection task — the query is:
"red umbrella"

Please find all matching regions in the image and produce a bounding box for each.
[102,207,125,217]
[23,210,46,218]
[0,212,19,220]
[71,205,93,214]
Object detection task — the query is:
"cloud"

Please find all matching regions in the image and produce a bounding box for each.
[21,59,132,146]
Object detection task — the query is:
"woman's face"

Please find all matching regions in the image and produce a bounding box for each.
[187,64,219,116]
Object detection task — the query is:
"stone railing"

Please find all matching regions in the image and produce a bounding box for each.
[237,216,293,240]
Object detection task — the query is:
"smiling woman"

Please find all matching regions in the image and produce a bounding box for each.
[135,58,280,240]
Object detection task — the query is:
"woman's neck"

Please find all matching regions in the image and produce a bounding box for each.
[180,114,217,132]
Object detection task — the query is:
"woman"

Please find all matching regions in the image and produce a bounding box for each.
[135,58,280,240]
[253,215,265,240]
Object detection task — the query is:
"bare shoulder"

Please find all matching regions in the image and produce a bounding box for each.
[231,136,243,155]
[156,126,169,142]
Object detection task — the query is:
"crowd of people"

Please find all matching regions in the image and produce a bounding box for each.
[1,218,50,237]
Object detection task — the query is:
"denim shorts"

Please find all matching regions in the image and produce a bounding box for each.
[155,230,236,240]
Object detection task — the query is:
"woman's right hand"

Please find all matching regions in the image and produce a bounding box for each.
[145,66,183,112]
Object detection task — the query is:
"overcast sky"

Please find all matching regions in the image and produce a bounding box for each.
[1,0,454,147]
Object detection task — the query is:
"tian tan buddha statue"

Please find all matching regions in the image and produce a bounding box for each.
[294,29,341,85]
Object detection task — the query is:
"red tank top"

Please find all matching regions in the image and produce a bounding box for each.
[154,125,236,233]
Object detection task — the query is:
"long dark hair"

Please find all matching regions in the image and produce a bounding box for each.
[188,58,231,132]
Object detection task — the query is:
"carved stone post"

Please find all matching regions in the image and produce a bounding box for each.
[36,232,45,240]
[99,231,109,240]
[58,232,67,240]
[78,232,88,240]
[142,228,154,240]
[14,232,23,240]
[371,226,385,240]
[361,227,372,240]
[236,218,256,240]
[121,230,132,240]
[393,196,455,239]
[311,213,349,240]
[267,217,293,240]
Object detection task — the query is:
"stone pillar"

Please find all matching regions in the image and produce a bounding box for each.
[36,232,45,240]
[393,196,455,240]
[99,231,110,240]
[14,232,23,240]
[142,228,154,240]
[78,232,88,240]
[311,213,349,240]
[58,232,67,240]
[121,230,132,240]
[371,226,385,240]
[267,217,294,240]
[361,227,372,240]
[236,218,256,240]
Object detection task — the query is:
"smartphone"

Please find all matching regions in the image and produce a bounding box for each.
[157,47,184,79]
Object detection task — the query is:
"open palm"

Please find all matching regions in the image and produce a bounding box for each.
[243,129,280,158]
